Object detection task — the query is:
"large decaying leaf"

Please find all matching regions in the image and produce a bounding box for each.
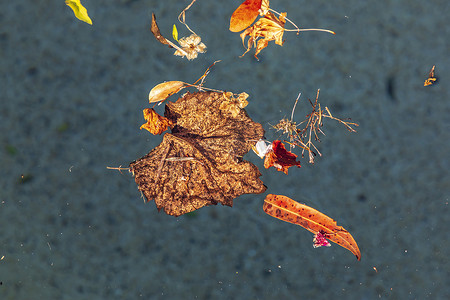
[130,91,267,216]
[229,0,263,32]
[65,0,92,25]
[263,194,361,260]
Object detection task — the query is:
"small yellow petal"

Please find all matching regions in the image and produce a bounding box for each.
[172,24,178,41]
[65,0,93,25]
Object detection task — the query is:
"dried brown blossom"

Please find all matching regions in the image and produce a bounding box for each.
[240,11,286,60]
[219,92,249,117]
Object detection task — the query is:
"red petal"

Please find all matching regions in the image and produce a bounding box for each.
[263,140,300,174]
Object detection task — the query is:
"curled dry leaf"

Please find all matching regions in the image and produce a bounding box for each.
[219,92,249,117]
[148,81,186,103]
[229,0,263,32]
[264,140,300,174]
[240,11,286,59]
[140,108,174,135]
[150,13,171,46]
[263,194,361,260]
[130,91,266,216]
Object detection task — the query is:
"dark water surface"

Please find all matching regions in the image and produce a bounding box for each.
[1,0,448,299]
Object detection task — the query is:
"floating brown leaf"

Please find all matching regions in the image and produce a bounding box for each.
[140,108,174,135]
[130,91,267,216]
[263,194,361,260]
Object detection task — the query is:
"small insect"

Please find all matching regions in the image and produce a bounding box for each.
[424,65,437,86]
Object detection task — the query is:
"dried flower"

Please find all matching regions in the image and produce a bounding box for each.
[240,11,286,59]
[219,92,249,117]
[174,34,207,60]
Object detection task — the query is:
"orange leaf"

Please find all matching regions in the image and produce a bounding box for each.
[140,108,174,135]
[263,194,361,261]
[263,140,300,174]
[229,0,263,32]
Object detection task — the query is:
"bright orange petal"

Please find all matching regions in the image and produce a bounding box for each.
[229,0,263,32]
[140,108,173,135]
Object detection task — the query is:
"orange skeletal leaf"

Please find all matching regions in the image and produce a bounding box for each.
[148,81,186,103]
[263,194,361,261]
[140,108,174,135]
[240,11,286,59]
[229,0,263,32]
[263,140,300,174]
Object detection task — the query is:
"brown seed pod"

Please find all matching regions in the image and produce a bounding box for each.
[148,81,186,103]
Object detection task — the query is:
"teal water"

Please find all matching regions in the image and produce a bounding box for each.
[0,0,448,299]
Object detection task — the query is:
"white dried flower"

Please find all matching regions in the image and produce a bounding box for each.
[174,34,207,60]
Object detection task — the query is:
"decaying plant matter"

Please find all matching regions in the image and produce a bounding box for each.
[263,140,301,174]
[129,91,266,216]
[140,108,174,135]
[272,90,358,164]
[263,194,361,260]
[230,0,335,59]
[150,1,206,60]
[424,65,437,86]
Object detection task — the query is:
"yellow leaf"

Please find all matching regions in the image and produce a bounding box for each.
[172,24,179,41]
[65,0,93,25]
